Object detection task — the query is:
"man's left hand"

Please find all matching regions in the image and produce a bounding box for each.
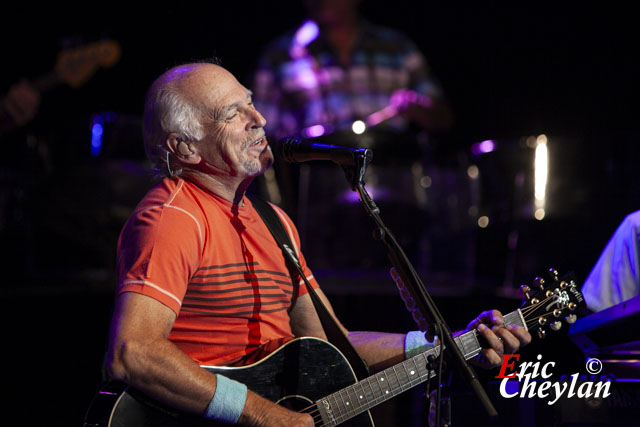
[462,310,531,369]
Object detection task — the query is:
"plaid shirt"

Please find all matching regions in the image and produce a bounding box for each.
[253,22,445,139]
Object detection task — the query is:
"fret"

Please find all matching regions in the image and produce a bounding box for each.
[453,334,464,350]
[365,376,377,406]
[459,331,480,359]
[396,361,412,388]
[412,353,430,384]
[391,365,405,393]
[355,381,369,407]
[329,392,345,422]
[469,330,482,358]
[345,384,362,414]
[505,310,525,329]
[382,369,398,397]
[375,372,388,401]
[348,383,365,412]
[336,388,352,423]
[461,333,473,358]
[404,356,422,388]
[360,378,374,403]
[381,366,399,396]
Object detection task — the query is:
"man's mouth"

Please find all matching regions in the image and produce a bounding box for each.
[249,136,266,147]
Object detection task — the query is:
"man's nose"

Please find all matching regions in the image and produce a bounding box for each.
[248,106,267,129]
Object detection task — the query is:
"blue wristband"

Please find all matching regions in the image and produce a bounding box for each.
[204,374,248,424]
[404,330,437,359]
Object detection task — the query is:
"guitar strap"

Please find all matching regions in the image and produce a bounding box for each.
[251,197,370,380]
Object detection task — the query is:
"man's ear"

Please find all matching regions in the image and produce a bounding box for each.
[166,133,200,164]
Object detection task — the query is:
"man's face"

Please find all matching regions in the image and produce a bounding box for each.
[186,65,272,179]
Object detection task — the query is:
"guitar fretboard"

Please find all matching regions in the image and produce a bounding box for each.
[315,310,525,426]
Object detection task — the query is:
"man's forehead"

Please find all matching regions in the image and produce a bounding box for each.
[175,64,249,106]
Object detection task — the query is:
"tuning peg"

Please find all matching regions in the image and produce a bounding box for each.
[520,284,531,299]
[553,308,562,318]
[565,314,577,324]
[550,321,562,331]
[537,328,546,339]
[548,268,559,280]
[568,302,577,311]
[538,317,547,326]
[530,297,540,305]
[533,277,545,290]
[559,280,568,290]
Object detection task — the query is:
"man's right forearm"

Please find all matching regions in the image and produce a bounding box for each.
[108,333,217,415]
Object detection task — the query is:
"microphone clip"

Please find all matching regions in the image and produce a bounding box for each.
[342,147,373,191]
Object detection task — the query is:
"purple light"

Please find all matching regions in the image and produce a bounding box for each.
[366,105,396,127]
[290,20,319,59]
[294,20,319,47]
[338,187,386,204]
[302,124,326,138]
[471,140,496,155]
[296,67,318,89]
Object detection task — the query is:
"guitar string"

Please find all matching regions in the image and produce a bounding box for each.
[519,283,578,317]
[519,293,557,315]
[524,311,570,330]
[297,306,519,421]
[302,359,438,424]
[301,293,574,426]
[297,351,435,416]
[300,363,436,425]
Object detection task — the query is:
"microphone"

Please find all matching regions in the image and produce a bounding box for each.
[278,136,372,166]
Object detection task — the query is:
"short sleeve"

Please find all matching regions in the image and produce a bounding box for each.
[116,204,203,314]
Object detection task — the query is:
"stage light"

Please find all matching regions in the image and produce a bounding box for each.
[289,20,319,59]
[352,120,366,134]
[302,124,326,138]
[90,115,103,157]
[534,134,548,219]
[471,139,496,155]
[467,165,479,179]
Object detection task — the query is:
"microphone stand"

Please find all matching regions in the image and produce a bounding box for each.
[341,149,498,424]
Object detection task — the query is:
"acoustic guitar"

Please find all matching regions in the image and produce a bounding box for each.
[0,39,121,133]
[84,271,586,426]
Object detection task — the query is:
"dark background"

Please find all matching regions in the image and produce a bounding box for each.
[1,1,638,426]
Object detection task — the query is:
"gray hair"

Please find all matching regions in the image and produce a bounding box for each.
[142,67,205,177]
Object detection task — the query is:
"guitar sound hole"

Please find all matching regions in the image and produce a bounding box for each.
[276,394,314,412]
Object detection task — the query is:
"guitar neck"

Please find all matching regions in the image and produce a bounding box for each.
[314,309,526,426]
[32,71,62,93]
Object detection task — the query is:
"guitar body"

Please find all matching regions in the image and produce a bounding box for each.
[84,337,374,426]
[85,270,585,426]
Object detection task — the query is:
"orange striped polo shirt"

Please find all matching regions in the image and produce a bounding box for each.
[116,177,318,365]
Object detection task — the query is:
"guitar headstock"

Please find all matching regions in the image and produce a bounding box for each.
[519,268,586,339]
[54,39,122,88]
